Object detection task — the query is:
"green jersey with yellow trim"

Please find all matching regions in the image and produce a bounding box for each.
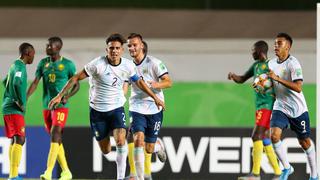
[245,60,275,110]
[2,59,28,115]
[35,57,76,109]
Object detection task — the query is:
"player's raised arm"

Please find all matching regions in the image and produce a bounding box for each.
[134,78,165,110]
[49,69,87,109]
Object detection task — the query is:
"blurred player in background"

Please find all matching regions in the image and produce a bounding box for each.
[48,33,165,180]
[125,33,172,180]
[268,33,318,180]
[2,43,35,180]
[27,37,79,180]
[228,40,281,180]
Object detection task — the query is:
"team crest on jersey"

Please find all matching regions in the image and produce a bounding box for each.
[160,63,166,70]
[261,64,266,70]
[58,64,65,71]
[45,63,50,68]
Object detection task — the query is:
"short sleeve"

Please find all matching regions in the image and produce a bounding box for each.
[154,60,168,78]
[290,59,303,81]
[84,60,97,77]
[35,59,44,79]
[68,61,77,78]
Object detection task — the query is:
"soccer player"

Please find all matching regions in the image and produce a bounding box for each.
[2,43,35,180]
[125,40,166,180]
[27,37,79,180]
[268,33,318,180]
[125,33,172,180]
[48,33,165,180]
[228,40,281,180]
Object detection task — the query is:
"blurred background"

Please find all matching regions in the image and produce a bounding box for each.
[0,0,317,179]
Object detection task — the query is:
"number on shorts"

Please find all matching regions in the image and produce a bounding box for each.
[301,120,306,131]
[57,112,65,122]
[154,121,161,131]
[257,110,262,120]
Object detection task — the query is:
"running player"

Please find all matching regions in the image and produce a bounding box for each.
[2,43,35,180]
[48,33,165,180]
[228,40,281,180]
[27,37,79,180]
[268,33,318,180]
[126,33,172,180]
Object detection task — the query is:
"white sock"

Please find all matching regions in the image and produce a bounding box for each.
[134,147,145,180]
[273,140,291,169]
[116,145,128,180]
[304,143,318,178]
[154,139,163,153]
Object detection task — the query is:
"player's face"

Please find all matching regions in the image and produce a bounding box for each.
[106,41,123,62]
[26,49,35,64]
[251,46,260,60]
[127,37,144,58]
[46,41,60,56]
[274,37,290,57]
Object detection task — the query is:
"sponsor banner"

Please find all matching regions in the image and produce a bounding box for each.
[63,127,316,179]
[0,127,57,178]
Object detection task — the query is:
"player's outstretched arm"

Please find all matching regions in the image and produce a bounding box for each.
[27,77,40,100]
[268,70,302,93]
[49,69,88,109]
[228,72,251,84]
[148,74,172,89]
[134,79,165,110]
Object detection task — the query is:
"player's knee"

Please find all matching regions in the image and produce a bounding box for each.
[298,138,311,150]
[14,136,25,145]
[145,148,153,154]
[100,146,111,154]
[270,134,280,143]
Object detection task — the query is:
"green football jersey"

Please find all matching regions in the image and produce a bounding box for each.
[245,60,275,110]
[2,59,27,115]
[35,57,76,109]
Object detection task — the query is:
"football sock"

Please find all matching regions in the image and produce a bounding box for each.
[264,144,281,175]
[252,140,263,175]
[134,147,145,180]
[10,143,22,178]
[144,150,152,176]
[116,145,128,179]
[128,142,136,176]
[304,143,318,178]
[273,140,291,169]
[57,143,69,171]
[46,142,60,172]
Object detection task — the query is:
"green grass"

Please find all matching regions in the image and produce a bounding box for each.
[0,82,316,127]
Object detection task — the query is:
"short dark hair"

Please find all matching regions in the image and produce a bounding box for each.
[142,40,148,54]
[127,33,143,41]
[254,40,268,54]
[19,42,34,55]
[277,32,293,46]
[106,33,126,45]
[48,36,63,46]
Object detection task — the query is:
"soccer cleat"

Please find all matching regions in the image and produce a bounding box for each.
[279,166,294,180]
[59,170,72,180]
[155,139,167,163]
[238,173,260,180]
[8,176,23,180]
[309,176,319,180]
[40,170,52,180]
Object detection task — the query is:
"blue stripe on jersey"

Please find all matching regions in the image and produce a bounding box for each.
[130,74,139,82]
